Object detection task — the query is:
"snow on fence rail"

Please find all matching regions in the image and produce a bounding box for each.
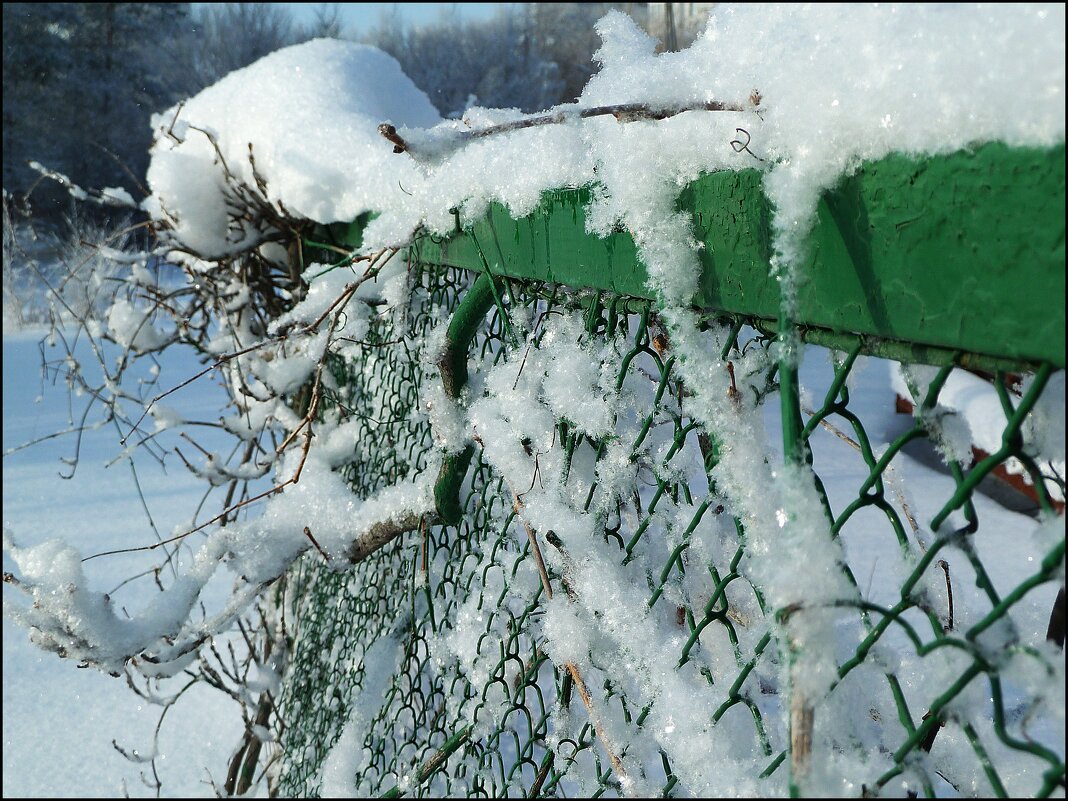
[4,6,1064,798]
[274,142,1065,799]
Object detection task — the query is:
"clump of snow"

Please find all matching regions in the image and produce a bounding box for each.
[106,298,172,353]
[145,39,441,257]
[148,403,184,432]
[1023,369,1067,488]
[420,377,466,454]
[4,532,226,675]
[893,365,1066,501]
[319,635,403,797]
[540,315,621,439]
[100,186,136,207]
[896,364,978,466]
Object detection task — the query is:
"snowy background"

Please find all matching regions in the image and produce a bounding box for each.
[2,330,243,796]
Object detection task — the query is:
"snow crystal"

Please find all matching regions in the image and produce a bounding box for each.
[106,298,171,353]
[100,186,136,206]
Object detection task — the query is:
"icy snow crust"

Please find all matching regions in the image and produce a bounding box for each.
[7,6,1066,799]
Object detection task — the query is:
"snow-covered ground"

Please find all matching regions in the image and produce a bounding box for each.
[2,327,242,797]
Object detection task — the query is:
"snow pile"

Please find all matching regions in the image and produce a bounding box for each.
[145,39,441,257]
[893,365,1066,502]
[105,298,172,353]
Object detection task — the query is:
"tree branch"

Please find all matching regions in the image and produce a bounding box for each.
[347,511,429,563]
[380,95,760,157]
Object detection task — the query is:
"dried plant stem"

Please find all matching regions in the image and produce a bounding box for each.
[82,479,294,562]
[802,405,923,538]
[510,491,630,792]
[514,498,554,601]
[938,559,955,632]
[302,527,329,561]
[564,659,629,788]
[528,752,554,798]
[803,405,863,452]
[225,690,274,796]
[347,511,428,563]
[125,249,393,446]
[380,96,759,156]
[790,690,813,782]
[91,260,419,565]
[1047,586,1066,647]
[124,338,285,445]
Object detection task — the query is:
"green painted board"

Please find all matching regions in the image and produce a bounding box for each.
[791,143,1064,369]
[334,142,1066,368]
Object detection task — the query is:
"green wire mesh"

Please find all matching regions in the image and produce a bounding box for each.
[274,257,1065,798]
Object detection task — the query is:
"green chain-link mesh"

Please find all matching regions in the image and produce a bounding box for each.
[275,254,1064,798]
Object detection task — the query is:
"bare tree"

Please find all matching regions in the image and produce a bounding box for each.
[527,3,633,103]
[302,3,344,39]
[367,6,564,116]
[163,3,346,99]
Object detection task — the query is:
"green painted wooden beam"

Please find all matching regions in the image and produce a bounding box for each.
[322,142,1066,370]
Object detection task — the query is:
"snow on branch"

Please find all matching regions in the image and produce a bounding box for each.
[27,160,140,209]
[3,457,435,675]
[378,95,762,159]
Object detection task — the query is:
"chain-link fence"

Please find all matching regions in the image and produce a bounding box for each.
[275,148,1065,798]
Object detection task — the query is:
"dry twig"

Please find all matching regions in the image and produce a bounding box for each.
[380,96,760,158]
[509,490,630,791]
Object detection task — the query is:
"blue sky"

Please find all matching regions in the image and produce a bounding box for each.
[283,3,507,36]
[189,3,509,37]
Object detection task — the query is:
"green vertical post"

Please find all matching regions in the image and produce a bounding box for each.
[433,273,496,525]
[778,291,811,797]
